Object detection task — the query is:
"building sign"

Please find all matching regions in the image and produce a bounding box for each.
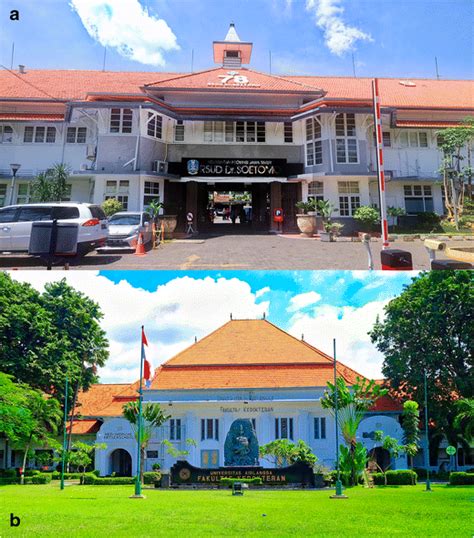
[103,433,133,440]
[207,71,261,88]
[170,158,304,178]
[171,460,316,486]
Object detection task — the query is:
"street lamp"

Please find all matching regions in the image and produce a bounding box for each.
[423,369,432,492]
[9,163,21,205]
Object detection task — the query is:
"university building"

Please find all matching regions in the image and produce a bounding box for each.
[0,24,472,233]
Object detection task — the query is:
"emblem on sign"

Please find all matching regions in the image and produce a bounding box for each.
[218,71,249,85]
[187,159,199,175]
[179,468,191,480]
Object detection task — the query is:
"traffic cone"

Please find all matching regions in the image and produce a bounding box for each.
[134,232,146,256]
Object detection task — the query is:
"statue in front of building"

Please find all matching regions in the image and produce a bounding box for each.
[224,419,259,466]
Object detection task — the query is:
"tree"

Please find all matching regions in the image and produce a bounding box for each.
[0,274,109,415]
[31,163,72,202]
[370,271,473,449]
[15,391,62,484]
[0,373,35,444]
[453,399,474,441]
[321,377,387,485]
[259,439,317,468]
[122,401,170,483]
[401,401,420,468]
[101,198,123,217]
[67,441,106,482]
[437,118,474,229]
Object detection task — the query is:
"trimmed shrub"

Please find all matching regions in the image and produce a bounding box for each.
[143,472,161,485]
[0,477,19,485]
[326,471,359,487]
[31,474,52,484]
[24,469,41,477]
[219,477,263,487]
[373,470,417,485]
[449,472,474,486]
[92,470,101,477]
[51,472,82,480]
[0,469,17,478]
[82,474,135,485]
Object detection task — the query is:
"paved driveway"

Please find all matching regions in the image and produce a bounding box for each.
[0,234,471,270]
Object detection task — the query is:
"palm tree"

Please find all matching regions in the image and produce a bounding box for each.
[122,401,170,483]
[453,399,474,441]
[31,172,53,202]
[18,391,62,484]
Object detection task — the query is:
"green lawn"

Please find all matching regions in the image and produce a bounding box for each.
[0,483,472,537]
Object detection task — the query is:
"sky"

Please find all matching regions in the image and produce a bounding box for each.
[10,270,417,384]
[0,0,472,79]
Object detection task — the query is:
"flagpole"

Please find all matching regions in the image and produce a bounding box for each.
[134,326,145,497]
[60,376,68,491]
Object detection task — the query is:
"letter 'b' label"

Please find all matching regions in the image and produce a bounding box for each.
[10,513,21,527]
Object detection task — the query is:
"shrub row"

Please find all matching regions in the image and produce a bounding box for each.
[326,471,363,487]
[449,472,474,486]
[143,472,161,485]
[372,470,417,486]
[219,477,263,487]
[0,470,17,479]
[0,477,19,485]
[82,473,135,485]
[24,474,52,485]
[50,472,84,480]
[23,470,41,477]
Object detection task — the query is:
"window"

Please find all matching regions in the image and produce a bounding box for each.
[143,181,161,209]
[314,417,326,439]
[16,183,32,204]
[335,113,358,163]
[275,417,294,440]
[175,120,184,142]
[0,184,7,207]
[17,207,52,222]
[305,116,323,166]
[308,181,324,205]
[201,419,219,440]
[338,181,360,216]
[0,207,17,223]
[52,206,79,219]
[0,125,13,143]
[404,184,434,214]
[66,127,87,143]
[110,108,133,133]
[105,180,129,210]
[204,121,265,143]
[23,126,56,143]
[147,113,162,139]
[284,122,293,143]
[169,418,182,441]
[147,450,159,459]
[399,131,429,148]
[373,131,392,147]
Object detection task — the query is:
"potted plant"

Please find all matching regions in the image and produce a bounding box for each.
[295,200,317,237]
[317,200,343,242]
[353,206,381,237]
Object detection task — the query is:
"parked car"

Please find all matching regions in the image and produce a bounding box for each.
[99,211,153,251]
[0,203,108,256]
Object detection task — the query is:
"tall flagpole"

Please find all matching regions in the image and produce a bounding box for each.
[372,78,389,250]
[60,376,68,491]
[134,326,145,497]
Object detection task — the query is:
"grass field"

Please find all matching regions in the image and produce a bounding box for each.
[0,483,472,537]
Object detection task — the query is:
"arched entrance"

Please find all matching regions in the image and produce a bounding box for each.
[368,447,391,471]
[110,449,132,476]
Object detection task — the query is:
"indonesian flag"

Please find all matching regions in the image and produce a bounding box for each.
[142,327,153,388]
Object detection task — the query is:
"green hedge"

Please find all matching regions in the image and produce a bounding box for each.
[143,472,161,485]
[0,477,19,485]
[219,478,263,487]
[373,470,417,485]
[326,471,362,487]
[449,472,474,486]
[0,469,17,479]
[24,474,52,485]
[24,469,41,477]
[82,473,135,485]
[51,471,83,480]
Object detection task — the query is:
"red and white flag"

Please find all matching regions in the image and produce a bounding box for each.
[141,327,153,388]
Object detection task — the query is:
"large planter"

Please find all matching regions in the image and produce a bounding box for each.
[157,215,178,239]
[296,214,317,237]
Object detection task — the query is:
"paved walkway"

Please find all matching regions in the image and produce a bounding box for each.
[0,234,471,270]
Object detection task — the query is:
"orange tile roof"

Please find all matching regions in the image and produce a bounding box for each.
[0,113,64,121]
[165,319,335,366]
[75,383,136,417]
[66,419,102,435]
[395,120,463,128]
[1,68,471,111]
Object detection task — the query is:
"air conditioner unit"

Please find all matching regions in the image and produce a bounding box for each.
[86,145,96,160]
[152,160,168,174]
[80,163,91,171]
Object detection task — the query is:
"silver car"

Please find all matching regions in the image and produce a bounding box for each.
[101,211,153,250]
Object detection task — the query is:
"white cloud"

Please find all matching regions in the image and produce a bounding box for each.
[305,0,373,56]
[9,273,268,383]
[288,300,388,378]
[287,291,322,312]
[69,0,179,66]
[255,286,270,298]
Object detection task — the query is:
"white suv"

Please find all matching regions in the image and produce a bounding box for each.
[0,203,108,256]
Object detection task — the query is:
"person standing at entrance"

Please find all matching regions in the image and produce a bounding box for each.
[230,205,237,224]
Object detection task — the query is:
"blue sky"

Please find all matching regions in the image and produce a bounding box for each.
[1,0,472,79]
[11,270,417,384]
